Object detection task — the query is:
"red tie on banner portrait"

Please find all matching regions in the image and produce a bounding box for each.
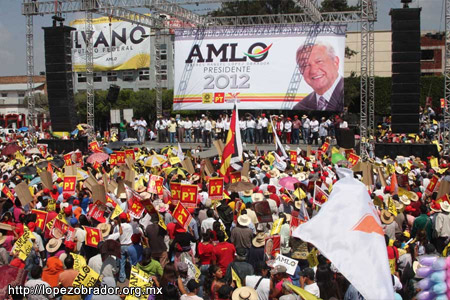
[290,151,298,165]
[180,184,198,208]
[116,151,126,165]
[170,182,181,205]
[125,149,135,161]
[64,153,73,166]
[347,153,360,167]
[89,141,102,153]
[63,176,77,194]
[109,153,117,166]
[320,142,330,153]
[426,175,439,196]
[84,226,103,248]
[230,172,241,183]
[31,209,48,231]
[208,178,224,201]
[2,185,15,201]
[172,202,192,231]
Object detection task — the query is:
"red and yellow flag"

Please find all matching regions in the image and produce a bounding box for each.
[219,104,242,182]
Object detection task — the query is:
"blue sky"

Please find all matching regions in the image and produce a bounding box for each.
[0,0,444,76]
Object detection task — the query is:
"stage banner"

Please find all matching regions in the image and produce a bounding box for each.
[70,16,151,72]
[174,25,346,111]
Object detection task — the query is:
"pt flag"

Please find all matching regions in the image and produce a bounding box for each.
[219,104,242,182]
[293,168,394,300]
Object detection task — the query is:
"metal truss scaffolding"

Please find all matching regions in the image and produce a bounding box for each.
[26,13,35,127]
[23,0,376,149]
[444,0,450,155]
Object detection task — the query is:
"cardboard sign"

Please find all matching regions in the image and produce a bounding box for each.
[2,185,15,201]
[253,200,273,223]
[264,235,280,259]
[347,153,360,168]
[89,141,102,153]
[15,182,33,206]
[320,142,330,153]
[63,176,77,194]
[180,184,198,208]
[84,226,103,248]
[40,171,53,190]
[181,158,195,174]
[213,140,224,156]
[314,185,329,207]
[241,161,250,177]
[307,145,311,157]
[230,172,241,183]
[204,158,215,177]
[426,175,439,196]
[32,209,48,231]
[148,175,164,195]
[64,165,77,177]
[362,162,374,187]
[172,202,192,230]
[170,182,181,204]
[125,149,135,161]
[91,184,106,203]
[438,179,450,199]
[376,167,387,187]
[290,151,298,165]
[116,151,126,165]
[208,178,224,201]
[274,253,299,276]
[13,230,33,261]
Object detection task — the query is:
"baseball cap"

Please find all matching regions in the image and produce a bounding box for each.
[270,265,287,275]
[300,267,315,279]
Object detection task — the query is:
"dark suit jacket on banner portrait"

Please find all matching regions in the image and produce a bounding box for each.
[292,77,344,111]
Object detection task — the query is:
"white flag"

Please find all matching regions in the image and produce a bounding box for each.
[293,168,394,300]
[177,142,185,161]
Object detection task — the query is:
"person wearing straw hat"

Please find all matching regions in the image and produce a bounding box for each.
[230,215,254,250]
[42,239,64,287]
[381,210,398,241]
[247,232,266,270]
[434,201,450,253]
[232,286,258,300]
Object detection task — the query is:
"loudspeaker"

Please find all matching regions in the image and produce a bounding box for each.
[38,137,89,154]
[337,129,355,149]
[106,85,121,103]
[375,143,439,160]
[43,24,79,132]
[390,7,421,133]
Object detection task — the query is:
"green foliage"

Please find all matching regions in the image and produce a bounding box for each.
[209,0,303,17]
[320,0,360,12]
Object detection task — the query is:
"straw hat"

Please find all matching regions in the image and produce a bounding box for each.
[97,223,111,237]
[136,185,146,193]
[441,201,450,213]
[268,169,280,178]
[140,192,151,199]
[279,173,289,179]
[399,195,411,206]
[241,176,250,183]
[395,166,404,174]
[293,172,307,181]
[0,233,6,246]
[394,201,404,212]
[261,165,270,173]
[155,202,169,213]
[431,202,442,213]
[191,174,200,182]
[251,193,264,202]
[46,238,62,253]
[380,210,394,225]
[409,191,419,202]
[237,215,251,227]
[243,189,253,197]
[252,232,266,248]
[232,287,258,300]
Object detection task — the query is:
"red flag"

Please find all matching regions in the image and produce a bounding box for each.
[172,202,192,230]
[219,104,242,183]
[390,172,398,195]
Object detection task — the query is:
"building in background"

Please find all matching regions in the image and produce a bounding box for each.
[0,75,47,128]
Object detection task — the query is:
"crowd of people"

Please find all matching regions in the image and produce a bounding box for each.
[0,115,449,300]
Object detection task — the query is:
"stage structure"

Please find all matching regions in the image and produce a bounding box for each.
[22,0,376,158]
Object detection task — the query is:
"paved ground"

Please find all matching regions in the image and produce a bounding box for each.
[139,140,322,158]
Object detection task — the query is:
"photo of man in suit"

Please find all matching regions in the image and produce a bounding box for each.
[292,41,344,111]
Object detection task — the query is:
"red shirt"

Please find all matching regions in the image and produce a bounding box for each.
[198,242,214,265]
[213,242,236,273]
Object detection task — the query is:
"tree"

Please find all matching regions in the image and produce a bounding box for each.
[210,0,303,16]
[320,0,359,12]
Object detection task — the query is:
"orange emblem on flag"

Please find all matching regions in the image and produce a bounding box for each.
[352,214,384,236]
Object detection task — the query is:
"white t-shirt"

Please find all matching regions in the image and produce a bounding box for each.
[193,120,200,129]
[180,295,203,300]
[245,275,270,300]
[184,121,193,129]
[310,120,319,133]
[305,282,320,297]
[260,117,269,128]
[339,121,348,129]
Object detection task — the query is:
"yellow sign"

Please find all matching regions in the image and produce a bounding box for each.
[126,266,153,300]
[72,265,100,288]
[157,212,167,230]
[231,267,242,288]
[13,229,33,261]
[270,218,284,236]
[71,253,87,272]
[111,203,124,220]
[202,93,213,104]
